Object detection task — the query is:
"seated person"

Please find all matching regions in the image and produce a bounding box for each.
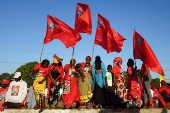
[2,72,27,109]
[0,79,9,111]
[22,76,37,109]
[158,80,170,101]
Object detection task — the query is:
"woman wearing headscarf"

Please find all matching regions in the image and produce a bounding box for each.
[92,56,106,109]
[62,59,79,108]
[48,54,63,109]
[112,57,127,108]
[127,59,143,108]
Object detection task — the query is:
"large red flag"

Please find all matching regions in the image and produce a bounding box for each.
[75,3,92,34]
[94,14,126,54]
[133,31,165,76]
[44,15,82,48]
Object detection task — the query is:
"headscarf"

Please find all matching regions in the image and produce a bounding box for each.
[53,54,63,63]
[95,56,101,70]
[113,57,123,66]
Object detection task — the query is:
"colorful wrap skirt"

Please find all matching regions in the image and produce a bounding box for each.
[33,75,46,100]
[115,75,128,103]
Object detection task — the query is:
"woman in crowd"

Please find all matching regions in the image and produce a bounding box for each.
[77,56,92,109]
[141,60,152,108]
[127,59,143,108]
[62,59,79,108]
[92,56,106,109]
[48,54,63,109]
[33,59,50,112]
[112,57,127,108]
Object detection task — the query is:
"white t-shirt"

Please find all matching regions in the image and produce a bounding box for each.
[106,72,112,87]
[6,79,27,103]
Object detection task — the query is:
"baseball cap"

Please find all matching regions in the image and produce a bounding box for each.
[1,79,10,84]
[13,72,21,78]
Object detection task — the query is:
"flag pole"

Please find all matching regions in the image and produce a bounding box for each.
[134,26,136,66]
[90,44,95,66]
[40,44,45,67]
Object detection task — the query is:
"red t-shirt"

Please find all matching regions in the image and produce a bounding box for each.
[0,88,8,111]
[127,67,138,88]
[64,64,75,80]
[111,65,123,77]
[127,67,135,78]
[141,63,150,75]
[34,64,49,77]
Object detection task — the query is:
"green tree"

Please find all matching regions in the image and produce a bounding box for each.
[0,73,11,82]
[15,61,38,88]
[151,78,160,89]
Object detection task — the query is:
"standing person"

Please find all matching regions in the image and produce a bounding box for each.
[22,76,37,109]
[141,61,152,108]
[0,79,9,111]
[62,59,79,108]
[112,57,128,108]
[33,59,50,112]
[77,56,92,109]
[92,56,106,109]
[127,59,143,108]
[2,72,27,109]
[48,54,63,109]
[105,65,113,108]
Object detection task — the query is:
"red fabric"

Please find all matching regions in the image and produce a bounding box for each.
[0,79,10,85]
[127,67,143,107]
[159,85,170,95]
[62,64,79,107]
[47,63,64,98]
[94,14,126,54]
[133,31,164,76]
[44,15,82,48]
[0,88,8,111]
[75,3,92,34]
[141,63,150,75]
[111,65,121,77]
[34,64,49,77]
[21,92,28,105]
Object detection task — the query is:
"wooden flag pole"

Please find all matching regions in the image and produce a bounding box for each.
[40,44,45,67]
[90,44,95,66]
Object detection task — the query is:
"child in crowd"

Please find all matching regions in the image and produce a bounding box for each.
[105,65,112,108]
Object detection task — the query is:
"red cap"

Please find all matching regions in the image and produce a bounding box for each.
[1,79,10,85]
[161,80,166,85]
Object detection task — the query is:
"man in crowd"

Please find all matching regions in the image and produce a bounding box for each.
[2,72,27,109]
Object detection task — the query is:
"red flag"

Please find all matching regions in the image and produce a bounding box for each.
[44,15,82,48]
[75,3,92,34]
[94,14,126,54]
[133,31,165,76]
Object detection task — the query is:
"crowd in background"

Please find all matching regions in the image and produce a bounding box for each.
[1,54,170,112]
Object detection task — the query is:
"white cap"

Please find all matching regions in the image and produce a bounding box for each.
[13,72,21,78]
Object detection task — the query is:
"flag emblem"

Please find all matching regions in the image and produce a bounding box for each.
[49,22,55,30]
[97,20,102,28]
[137,36,142,43]
[77,9,82,17]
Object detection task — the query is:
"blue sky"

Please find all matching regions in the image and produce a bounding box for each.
[0,0,170,81]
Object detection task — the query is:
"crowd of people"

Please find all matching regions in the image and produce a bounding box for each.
[1,54,170,112]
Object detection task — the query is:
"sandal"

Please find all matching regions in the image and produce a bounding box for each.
[39,107,45,113]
